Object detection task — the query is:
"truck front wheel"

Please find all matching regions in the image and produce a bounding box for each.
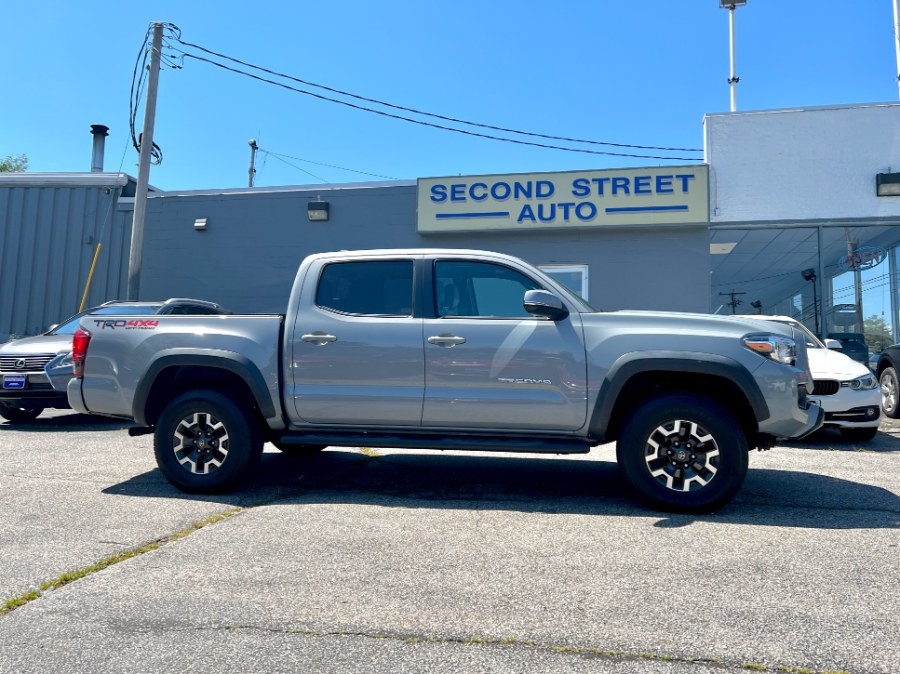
[154,389,263,493]
[616,394,749,513]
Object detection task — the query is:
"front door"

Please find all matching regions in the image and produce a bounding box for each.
[422,259,588,431]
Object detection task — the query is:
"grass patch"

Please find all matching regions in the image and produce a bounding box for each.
[0,508,241,617]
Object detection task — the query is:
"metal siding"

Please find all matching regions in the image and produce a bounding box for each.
[0,182,132,342]
[139,185,709,315]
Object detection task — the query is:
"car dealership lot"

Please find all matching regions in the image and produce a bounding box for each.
[0,411,897,674]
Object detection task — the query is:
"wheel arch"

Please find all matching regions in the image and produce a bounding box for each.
[588,353,768,444]
[134,352,276,427]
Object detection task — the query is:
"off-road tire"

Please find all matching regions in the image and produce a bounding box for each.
[616,394,749,513]
[154,389,263,493]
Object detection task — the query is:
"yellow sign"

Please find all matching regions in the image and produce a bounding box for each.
[417,166,709,232]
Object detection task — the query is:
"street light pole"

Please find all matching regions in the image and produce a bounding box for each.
[893,0,900,99]
[720,1,747,112]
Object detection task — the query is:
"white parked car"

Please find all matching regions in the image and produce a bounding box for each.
[738,316,880,441]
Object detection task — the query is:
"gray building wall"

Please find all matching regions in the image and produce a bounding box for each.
[140,182,710,314]
[0,174,136,342]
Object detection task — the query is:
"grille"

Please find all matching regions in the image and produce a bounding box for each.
[812,379,840,396]
[0,355,55,372]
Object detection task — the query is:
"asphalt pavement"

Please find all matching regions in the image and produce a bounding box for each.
[0,410,897,673]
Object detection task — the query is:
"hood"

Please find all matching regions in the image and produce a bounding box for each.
[807,347,871,380]
[0,333,74,357]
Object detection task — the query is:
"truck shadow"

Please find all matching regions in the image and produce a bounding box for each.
[103,449,900,530]
[0,413,132,432]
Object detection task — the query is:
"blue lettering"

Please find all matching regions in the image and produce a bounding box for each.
[655,175,674,194]
[571,178,590,197]
[517,204,536,223]
[575,202,597,221]
[676,174,695,192]
[450,184,466,201]
[558,202,575,220]
[513,182,532,199]
[612,177,630,195]
[430,185,447,203]
[536,180,555,198]
[592,177,610,196]
[537,204,556,222]
[634,176,651,195]
[469,182,488,201]
[491,182,512,200]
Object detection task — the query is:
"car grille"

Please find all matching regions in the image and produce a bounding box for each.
[813,379,840,396]
[0,355,55,372]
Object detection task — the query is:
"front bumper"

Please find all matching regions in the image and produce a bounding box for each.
[810,387,881,430]
[754,360,825,440]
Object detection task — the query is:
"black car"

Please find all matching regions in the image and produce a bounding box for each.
[871,344,900,418]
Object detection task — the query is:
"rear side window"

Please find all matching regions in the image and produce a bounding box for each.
[316,260,414,316]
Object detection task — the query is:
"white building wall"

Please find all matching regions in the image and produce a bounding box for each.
[705,103,900,223]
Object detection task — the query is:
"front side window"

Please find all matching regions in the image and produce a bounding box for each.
[316,260,414,316]
[434,260,542,318]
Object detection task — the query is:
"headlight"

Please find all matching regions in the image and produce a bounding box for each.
[847,374,877,390]
[743,334,797,365]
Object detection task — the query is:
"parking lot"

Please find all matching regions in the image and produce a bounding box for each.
[0,411,897,674]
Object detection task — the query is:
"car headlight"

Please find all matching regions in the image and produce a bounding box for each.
[847,374,877,390]
[743,334,797,365]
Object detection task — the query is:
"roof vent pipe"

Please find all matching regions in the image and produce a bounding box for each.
[90,124,109,172]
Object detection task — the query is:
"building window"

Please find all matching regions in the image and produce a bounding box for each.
[538,265,589,301]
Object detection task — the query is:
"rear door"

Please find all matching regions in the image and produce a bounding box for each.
[422,257,588,431]
[289,256,424,426]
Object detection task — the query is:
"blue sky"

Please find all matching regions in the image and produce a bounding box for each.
[3,1,898,191]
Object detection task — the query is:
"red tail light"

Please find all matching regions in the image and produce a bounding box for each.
[72,327,92,378]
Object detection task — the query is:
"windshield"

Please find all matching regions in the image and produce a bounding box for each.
[773,319,825,349]
[50,305,161,335]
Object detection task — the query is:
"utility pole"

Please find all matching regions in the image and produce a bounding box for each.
[719,290,746,314]
[127,22,163,300]
[248,139,258,188]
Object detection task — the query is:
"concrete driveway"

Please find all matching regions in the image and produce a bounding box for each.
[0,411,897,673]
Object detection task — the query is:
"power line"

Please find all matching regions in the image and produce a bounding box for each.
[259,150,398,181]
[161,25,702,161]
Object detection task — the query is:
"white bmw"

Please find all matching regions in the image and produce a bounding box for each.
[740,316,881,441]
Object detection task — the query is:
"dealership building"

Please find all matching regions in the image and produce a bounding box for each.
[3,102,900,354]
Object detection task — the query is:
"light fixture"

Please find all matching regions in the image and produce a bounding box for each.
[307,199,330,222]
[719,0,746,7]
[750,300,762,313]
[193,218,207,231]
[876,172,900,196]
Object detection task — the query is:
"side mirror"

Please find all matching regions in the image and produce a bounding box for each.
[524,289,569,321]
[824,339,843,350]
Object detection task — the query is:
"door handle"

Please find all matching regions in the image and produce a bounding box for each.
[427,334,466,347]
[302,332,337,345]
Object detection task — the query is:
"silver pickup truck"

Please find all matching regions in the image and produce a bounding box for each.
[68,249,823,512]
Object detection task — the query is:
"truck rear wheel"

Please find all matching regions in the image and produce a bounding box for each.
[616,394,748,513]
[154,389,263,493]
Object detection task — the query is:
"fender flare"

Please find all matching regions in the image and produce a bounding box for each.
[132,350,276,426]
[588,351,770,440]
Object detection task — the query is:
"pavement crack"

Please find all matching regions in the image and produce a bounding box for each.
[0,507,244,618]
[190,623,852,674]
